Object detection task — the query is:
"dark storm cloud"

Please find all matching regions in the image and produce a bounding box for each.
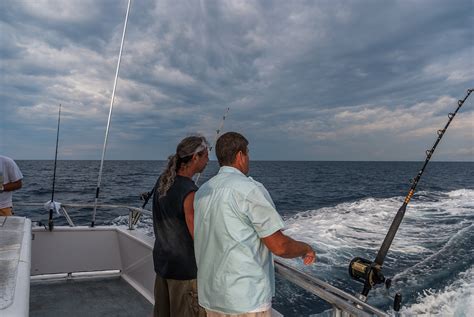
[0,0,472,160]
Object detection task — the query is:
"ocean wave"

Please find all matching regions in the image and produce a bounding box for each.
[400,266,474,317]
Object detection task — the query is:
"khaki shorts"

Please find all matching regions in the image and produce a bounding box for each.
[205,309,272,317]
[0,207,13,217]
[154,275,206,317]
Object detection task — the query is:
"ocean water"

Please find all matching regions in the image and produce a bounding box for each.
[13,160,474,316]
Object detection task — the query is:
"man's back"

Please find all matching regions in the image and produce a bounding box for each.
[194,166,285,314]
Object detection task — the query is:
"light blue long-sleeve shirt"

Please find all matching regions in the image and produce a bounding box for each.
[194,166,285,314]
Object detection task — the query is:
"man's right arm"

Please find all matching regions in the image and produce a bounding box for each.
[1,179,22,192]
[262,230,316,265]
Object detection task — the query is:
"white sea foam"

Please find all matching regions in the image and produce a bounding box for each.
[400,266,474,317]
[284,189,474,261]
[282,188,473,314]
[448,188,474,199]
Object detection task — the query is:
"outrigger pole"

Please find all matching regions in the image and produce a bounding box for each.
[48,104,62,231]
[91,0,131,227]
[349,88,473,305]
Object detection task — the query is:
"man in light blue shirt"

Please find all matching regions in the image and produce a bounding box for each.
[194,132,316,316]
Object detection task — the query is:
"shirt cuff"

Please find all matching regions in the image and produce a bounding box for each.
[258,222,285,238]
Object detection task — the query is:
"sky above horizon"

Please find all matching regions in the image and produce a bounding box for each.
[1,0,473,161]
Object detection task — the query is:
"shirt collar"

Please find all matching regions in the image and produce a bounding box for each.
[218,166,246,177]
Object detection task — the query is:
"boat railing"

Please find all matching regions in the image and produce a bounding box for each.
[16,202,389,316]
[275,260,389,317]
[15,202,151,230]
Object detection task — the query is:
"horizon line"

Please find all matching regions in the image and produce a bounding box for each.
[14,159,474,163]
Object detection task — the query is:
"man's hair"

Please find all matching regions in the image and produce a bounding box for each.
[215,132,248,166]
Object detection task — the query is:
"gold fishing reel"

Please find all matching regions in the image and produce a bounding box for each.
[349,257,385,289]
[349,257,402,311]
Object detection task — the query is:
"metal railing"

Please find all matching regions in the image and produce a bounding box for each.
[275,260,389,317]
[15,202,151,230]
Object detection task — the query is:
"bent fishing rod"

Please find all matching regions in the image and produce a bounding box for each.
[48,104,62,231]
[348,88,473,308]
[140,107,230,209]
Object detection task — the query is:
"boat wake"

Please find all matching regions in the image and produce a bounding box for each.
[280,188,474,314]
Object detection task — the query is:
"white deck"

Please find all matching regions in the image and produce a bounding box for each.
[31,225,156,303]
[0,216,31,317]
[1,217,156,317]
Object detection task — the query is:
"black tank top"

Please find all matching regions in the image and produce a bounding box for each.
[152,175,198,280]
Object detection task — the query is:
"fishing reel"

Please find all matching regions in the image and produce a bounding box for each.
[349,257,402,311]
[349,257,385,291]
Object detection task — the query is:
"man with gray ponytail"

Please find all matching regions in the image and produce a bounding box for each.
[194,132,316,317]
[152,135,209,317]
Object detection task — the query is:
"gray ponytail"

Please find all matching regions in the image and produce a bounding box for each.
[157,135,209,198]
[157,154,179,197]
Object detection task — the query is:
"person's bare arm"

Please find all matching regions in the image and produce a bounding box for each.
[2,180,22,192]
[183,191,196,239]
[262,230,316,265]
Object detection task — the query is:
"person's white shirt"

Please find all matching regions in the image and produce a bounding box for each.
[0,155,23,209]
[194,166,285,314]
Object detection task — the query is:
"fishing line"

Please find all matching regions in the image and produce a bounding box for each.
[348,88,473,309]
[91,0,131,227]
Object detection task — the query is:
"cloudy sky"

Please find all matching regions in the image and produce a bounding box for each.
[1,0,473,161]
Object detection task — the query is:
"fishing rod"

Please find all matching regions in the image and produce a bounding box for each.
[212,107,231,151]
[48,104,62,231]
[91,0,131,227]
[348,88,473,308]
[139,107,230,209]
[195,106,230,184]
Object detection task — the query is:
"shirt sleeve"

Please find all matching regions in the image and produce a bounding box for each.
[245,184,285,238]
[182,179,198,200]
[6,159,23,183]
